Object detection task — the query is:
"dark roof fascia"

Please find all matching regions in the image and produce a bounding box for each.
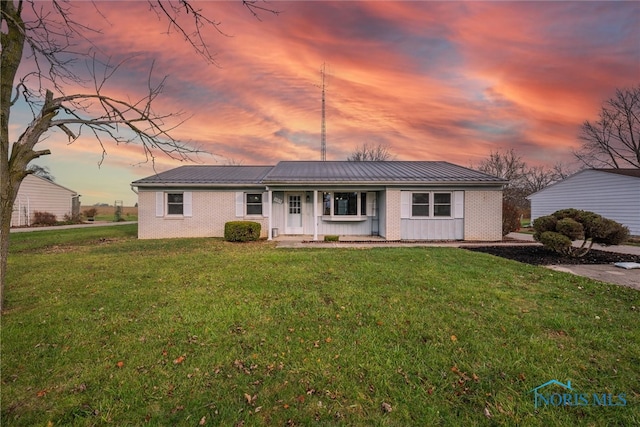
[593,168,640,178]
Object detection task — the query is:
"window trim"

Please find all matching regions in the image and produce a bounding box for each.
[157,191,192,218]
[166,192,184,216]
[246,193,263,216]
[322,191,368,220]
[409,191,453,218]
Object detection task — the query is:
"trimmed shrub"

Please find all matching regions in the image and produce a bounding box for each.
[555,218,583,240]
[224,221,261,242]
[32,211,57,226]
[538,231,572,255]
[591,217,629,245]
[324,235,339,242]
[533,209,629,257]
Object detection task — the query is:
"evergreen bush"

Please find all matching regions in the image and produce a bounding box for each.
[533,209,629,257]
[224,221,261,242]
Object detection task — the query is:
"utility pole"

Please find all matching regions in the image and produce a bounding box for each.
[320,63,327,161]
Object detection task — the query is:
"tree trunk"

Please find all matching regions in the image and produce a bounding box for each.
[1,0,27,313]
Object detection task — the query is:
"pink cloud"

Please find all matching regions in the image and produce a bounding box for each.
[9,1,638,204]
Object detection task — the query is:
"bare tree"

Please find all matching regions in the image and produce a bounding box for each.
[0,0,276,312]
[574,85,640,168]
[523,163,576,194]
[473,148,575,234]
[347,143,394,161]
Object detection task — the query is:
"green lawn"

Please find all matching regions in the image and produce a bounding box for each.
[2,225,639,426]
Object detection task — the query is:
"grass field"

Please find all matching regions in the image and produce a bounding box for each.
[80,206,137,222]
[2,225,639,426]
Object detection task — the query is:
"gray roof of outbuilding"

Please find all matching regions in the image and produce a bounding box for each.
[594,169,640,178]
[263,161,505,184]
[132,165,274,185]
[132,161,506,186]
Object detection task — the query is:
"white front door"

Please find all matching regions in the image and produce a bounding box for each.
[286,193,303,234]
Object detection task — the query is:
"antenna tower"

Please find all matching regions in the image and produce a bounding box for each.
[320,63,327,161]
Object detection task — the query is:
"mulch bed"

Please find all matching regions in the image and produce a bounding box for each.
[462,245,640,266]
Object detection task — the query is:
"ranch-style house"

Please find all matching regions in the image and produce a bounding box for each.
[132,161,506,241]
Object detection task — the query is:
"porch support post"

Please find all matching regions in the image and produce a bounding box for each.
[313,190,318,241]
[267,188,273,240]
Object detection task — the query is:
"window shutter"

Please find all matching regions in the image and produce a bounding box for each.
[367,192,377,216]
[183,192,193,217]
[156,192,164,217]
[454,191,464,219]
[235,192,244,217]
[400,191,412,219]
[262,192,268,217]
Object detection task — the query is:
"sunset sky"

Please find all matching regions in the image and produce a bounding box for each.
[10,1,639,206]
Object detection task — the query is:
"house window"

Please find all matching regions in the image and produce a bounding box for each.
[361,192,367,216]
[412,193,430,217]
[334,192,358,215]
[433,193,451,217]
[246,193,262,215]
[323,193,331,216]
[322,192,370,217]
[167,193,184,215]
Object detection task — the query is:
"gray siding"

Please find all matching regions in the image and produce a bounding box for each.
[401,218,464,240]
[529,170,640,235]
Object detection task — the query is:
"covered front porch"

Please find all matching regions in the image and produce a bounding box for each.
[266,189,382,241]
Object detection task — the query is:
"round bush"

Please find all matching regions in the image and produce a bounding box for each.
[224,221,261,242]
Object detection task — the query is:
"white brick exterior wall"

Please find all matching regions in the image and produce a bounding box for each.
[464,190,502,241]
[384,189,402,240]
[138,190,268,239]
[138,188,502,241]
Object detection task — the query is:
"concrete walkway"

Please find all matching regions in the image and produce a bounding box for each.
[10,221,137,233]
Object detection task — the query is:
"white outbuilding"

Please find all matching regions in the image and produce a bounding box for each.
[528,169,640,236]
[11,174,80,227]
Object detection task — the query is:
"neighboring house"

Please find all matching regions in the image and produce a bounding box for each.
[11,174,80,227]
[528,169,640,236]
[132,161,506,241]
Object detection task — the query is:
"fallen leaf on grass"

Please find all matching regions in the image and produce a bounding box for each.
[484,407,492,418]
[244,393,257,405]
[37,389,48,397]
[173,355,186,365]
[116,361,124,368]
[381,402,392,413]
[450,335,457,342]
[199,415,206,425]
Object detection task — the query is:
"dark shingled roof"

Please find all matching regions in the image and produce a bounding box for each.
[132,165,274,185]
[132,161,506,186]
